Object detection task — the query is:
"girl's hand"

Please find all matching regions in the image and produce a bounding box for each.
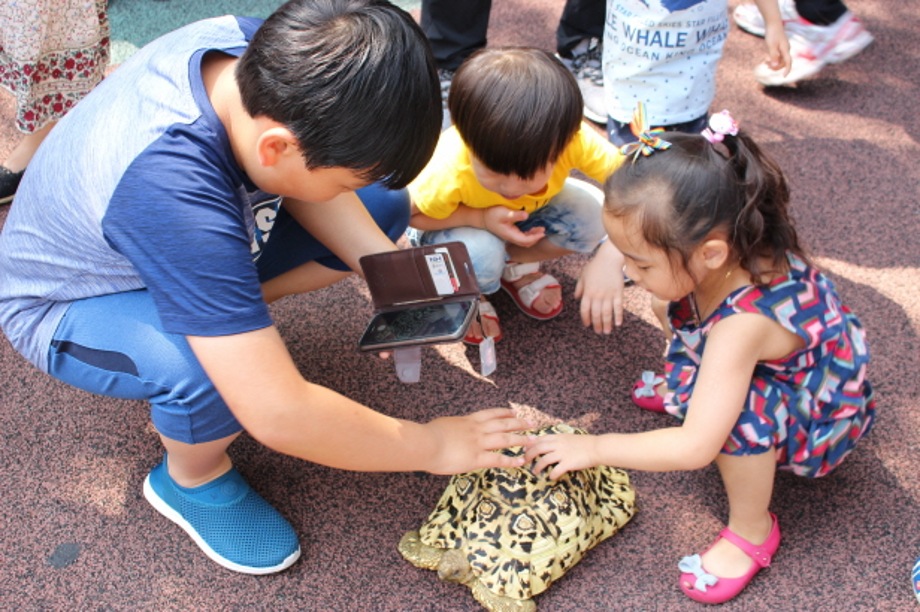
[424,408,531,475]
[482,207,545,248]
[575,240,625,334]
[524,433,598,480]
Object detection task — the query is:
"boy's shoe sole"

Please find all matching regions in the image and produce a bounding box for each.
[144,459,301,575]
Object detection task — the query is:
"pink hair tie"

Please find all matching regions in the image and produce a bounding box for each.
[701,109,739,143]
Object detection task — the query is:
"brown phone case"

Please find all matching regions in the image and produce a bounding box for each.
[357,242,482,351]
[360,242,480,311]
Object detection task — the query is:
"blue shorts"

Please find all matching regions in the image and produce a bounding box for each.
[47,184,409,444]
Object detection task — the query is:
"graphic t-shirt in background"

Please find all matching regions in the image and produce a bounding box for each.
[603,0,728,124]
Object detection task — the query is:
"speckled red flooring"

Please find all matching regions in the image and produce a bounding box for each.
[1,1,917,610]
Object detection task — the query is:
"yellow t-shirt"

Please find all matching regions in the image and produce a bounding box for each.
[409,123,624,220]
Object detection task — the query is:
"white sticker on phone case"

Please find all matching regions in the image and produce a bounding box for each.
[426,253,457,295]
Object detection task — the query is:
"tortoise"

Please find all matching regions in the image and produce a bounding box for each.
[397,423,636,611]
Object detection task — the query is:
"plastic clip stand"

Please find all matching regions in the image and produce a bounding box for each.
[393,346,422,384]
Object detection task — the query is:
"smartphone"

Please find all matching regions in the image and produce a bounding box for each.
[358,300,477,351]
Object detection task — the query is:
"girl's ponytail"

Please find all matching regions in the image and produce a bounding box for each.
[724,131,808,283]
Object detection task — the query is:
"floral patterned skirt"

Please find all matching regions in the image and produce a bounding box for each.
[0,0,109,133]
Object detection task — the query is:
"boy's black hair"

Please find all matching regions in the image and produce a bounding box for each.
[236,0,441,189]
[604,131,808,284]
[447,47,583,180]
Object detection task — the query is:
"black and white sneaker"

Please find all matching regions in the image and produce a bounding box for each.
[0,166,25,205]
[558,38,606,125]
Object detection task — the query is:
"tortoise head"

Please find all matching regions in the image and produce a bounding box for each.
[437,548,474,585]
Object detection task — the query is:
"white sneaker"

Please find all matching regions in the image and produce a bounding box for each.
[754,11,874,86]
[733,0,798,37]
[558,38,606,124]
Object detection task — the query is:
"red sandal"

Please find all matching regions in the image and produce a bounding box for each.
[463,299,503,345]
[499,262,563,320]
[678,513,781,604]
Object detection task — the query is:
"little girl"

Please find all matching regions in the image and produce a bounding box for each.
[524,107,876,604]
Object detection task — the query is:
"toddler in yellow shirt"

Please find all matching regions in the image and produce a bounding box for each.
[408,47,627,343]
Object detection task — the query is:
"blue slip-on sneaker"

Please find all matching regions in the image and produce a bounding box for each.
[143,458,301,574]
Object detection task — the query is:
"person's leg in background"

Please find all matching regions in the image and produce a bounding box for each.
[420,0,492,130]
[420,0,608,128]
[555,0,606,124]
[0,0,110,204]
[734,0,873,86]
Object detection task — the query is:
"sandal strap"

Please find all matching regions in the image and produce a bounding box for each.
[477,300,498,321]
[501,261,541,282]
[513,273,561,309]
[717,516,779,569]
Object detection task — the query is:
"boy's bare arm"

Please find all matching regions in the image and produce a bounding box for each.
[186,328,530,474]
[410,201,545,248]
[283,192,399,273]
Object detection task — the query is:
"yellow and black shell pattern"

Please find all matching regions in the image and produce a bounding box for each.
[416,423,636,600]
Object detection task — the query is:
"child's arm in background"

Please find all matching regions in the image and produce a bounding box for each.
[753,0,792,74]
[575,239,626,334]
[525,312,802,478]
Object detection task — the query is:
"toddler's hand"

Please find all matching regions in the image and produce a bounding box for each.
[483,207,545,248]
[575,240,625,334]
[524,432,598,480]
[424,408,531,475]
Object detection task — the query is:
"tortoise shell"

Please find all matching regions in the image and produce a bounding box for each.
[399,424,636,607]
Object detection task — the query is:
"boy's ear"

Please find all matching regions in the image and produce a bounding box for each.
[697,238,731,270]
[256,126,299,168]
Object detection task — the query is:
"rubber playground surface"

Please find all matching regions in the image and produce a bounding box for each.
[0,0,917,609]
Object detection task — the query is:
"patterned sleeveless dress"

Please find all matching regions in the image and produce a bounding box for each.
[661,252,876,478]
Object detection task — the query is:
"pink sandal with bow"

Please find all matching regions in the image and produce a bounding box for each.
[678,513,781,604]
[631,370,667,413]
